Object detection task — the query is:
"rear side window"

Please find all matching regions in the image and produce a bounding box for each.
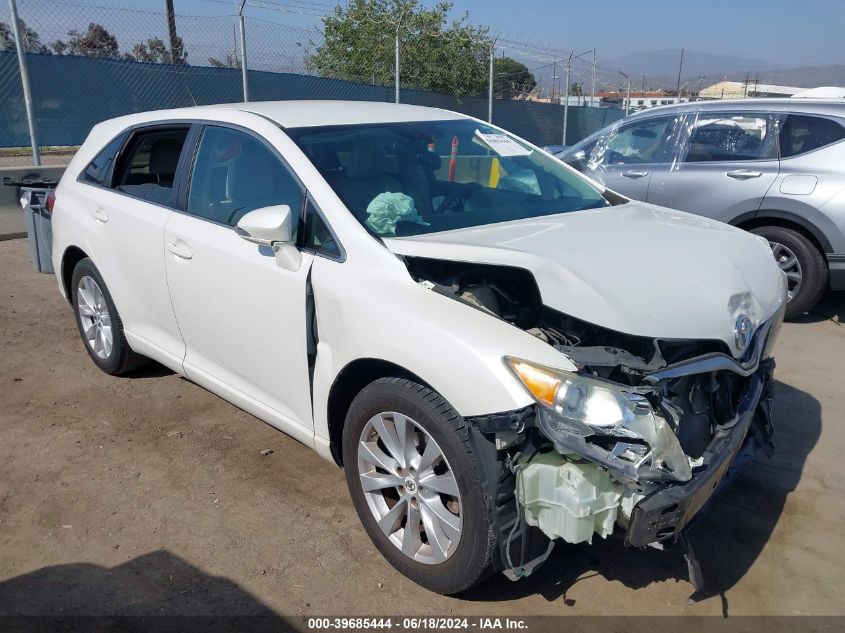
[81,135,123,186]
[780,115,845,158]
[112,127,189,206]
[682,113,776,162]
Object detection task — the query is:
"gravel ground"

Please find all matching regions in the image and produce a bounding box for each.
[0,237,843,619]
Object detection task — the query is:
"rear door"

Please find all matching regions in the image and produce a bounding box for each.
[79,124,192,369]
[580,115,679,201]
[646,111,780,222]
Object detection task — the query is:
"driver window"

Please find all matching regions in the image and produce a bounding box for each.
[187,126,304,228]
[593,117,671,166]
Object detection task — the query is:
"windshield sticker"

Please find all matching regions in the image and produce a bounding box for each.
[474,130,532,157]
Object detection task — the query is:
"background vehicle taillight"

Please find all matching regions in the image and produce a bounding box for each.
[45,190,56,214]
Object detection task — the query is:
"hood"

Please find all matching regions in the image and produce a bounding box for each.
[384,202,787,357]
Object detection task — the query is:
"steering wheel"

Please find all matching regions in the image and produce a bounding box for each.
[434,182,480,214]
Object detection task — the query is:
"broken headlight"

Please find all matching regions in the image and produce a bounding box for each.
[506,357,693,482]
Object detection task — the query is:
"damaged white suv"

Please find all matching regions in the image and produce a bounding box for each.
[52,101,786,595]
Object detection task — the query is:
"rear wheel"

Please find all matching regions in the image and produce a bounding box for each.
[71,258,148,375]
[751,226,828,320]
[342,378,494,594]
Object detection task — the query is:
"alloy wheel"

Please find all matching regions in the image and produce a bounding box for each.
[769,241,803,302]
[77,275,113,359]
[357,411,462,565]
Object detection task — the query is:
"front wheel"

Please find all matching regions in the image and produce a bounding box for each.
[342,378,495,594]
[751,226,828,320]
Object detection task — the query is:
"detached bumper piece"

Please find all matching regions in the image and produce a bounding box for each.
[624,359,775,548]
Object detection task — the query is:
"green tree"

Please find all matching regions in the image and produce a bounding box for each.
[493,57,536,99]
[310,0,491,98]
[133,36,187,64]
[52,23,121,59]
[0,18,50,54]
[569,82,583,97]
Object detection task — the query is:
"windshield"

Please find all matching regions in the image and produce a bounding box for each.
[286,120,610,237]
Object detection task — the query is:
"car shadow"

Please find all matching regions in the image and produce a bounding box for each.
[0,550,294,631]
[792,291,844,325]
[461,380,821,612]
[122,361,175,379]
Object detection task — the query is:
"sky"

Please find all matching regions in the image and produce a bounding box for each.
[150,0,845,67]
[12,0,845,75]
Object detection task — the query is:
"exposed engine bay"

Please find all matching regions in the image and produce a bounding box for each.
[403,255,780,588]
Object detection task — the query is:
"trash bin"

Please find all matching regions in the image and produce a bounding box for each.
[3,176,59,274]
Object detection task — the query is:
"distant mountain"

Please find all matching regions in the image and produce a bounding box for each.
[604,49,775,84]
[723,65,845,88]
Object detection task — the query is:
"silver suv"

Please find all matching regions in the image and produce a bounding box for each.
[561,99,845,318]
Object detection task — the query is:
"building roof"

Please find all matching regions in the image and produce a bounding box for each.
[700,80,804,99]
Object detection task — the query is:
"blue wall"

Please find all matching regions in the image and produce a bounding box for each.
[0,52,625,148]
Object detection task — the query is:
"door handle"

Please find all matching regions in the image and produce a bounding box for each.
[726,170,762,179]
[93,207,109,223]
[622,170,649,178]
[167,240,193,260]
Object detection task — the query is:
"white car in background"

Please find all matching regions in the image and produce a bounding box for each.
[51,101,786,594]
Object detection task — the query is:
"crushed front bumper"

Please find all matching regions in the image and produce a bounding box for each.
[624,358,775,547]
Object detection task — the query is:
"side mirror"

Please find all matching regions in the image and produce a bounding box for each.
[235,204,302,272]
[564,150,587,171]
[235,205,293,246]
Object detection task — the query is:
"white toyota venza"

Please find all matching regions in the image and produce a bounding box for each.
[51,101,787,594]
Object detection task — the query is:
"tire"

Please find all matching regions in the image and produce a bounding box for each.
[71,258,148,375]
[751,226,828,320]
[342,377,495,594]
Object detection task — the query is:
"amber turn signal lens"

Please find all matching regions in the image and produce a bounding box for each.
[507,359,561,407]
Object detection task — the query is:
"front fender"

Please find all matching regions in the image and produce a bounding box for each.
[308,241,571,448]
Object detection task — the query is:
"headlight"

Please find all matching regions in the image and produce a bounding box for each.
[505,357,693,481]
[506,358,643,428]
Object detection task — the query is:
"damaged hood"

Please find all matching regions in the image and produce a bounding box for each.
[385,202,786,356]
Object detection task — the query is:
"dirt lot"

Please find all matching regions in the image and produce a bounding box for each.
[1,237,844,619]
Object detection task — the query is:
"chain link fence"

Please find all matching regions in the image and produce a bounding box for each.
[0,0,625,167]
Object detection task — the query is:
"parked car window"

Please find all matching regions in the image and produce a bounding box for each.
[682,113,775,162]
[81,135,123,186]
[301,199,341,259]
[589,117,673,166]
[287,119,608,238]
[187,126,304,229]
[779,114,845,158]
[112,127,189,206]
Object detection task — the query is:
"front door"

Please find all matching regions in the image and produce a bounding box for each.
[164,123,314,440]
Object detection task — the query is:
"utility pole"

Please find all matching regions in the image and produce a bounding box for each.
[675,47,684,95]
[165,0,179,62]
[641,73,646,95]
[697,75,704,100]
[590,48,596,106]
[238,0,249,101]
[753,71,759,97]
[743,73,749,98]
[8,0,39,165]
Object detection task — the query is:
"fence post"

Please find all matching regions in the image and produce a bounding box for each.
[562,55,571,145]
[9,0,40,166]
[487,43,494,123]
[394,32,400,104]
[238,0,249,102]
